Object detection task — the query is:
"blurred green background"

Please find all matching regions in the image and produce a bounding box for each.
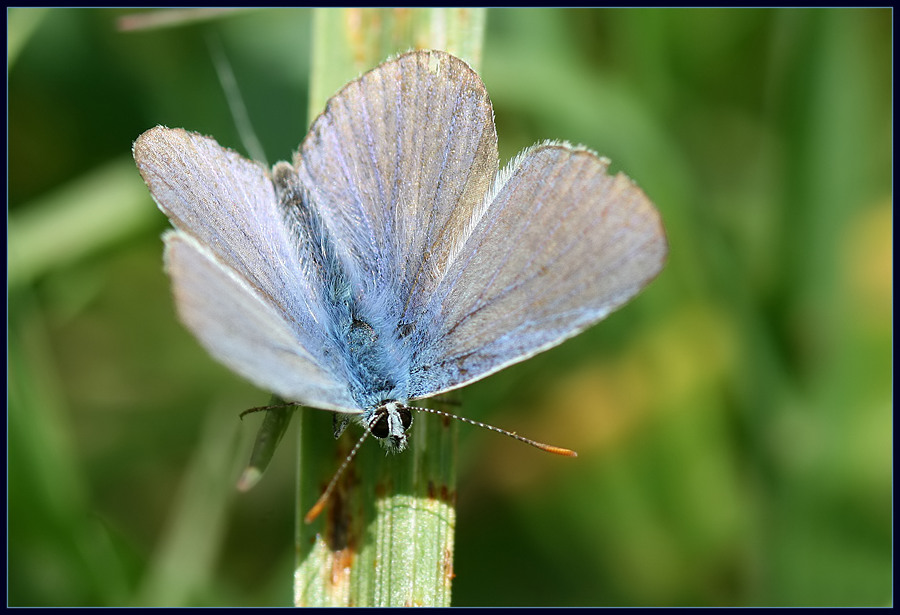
[7,8,892,607]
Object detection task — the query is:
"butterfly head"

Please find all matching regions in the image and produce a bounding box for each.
[369,400,413,453]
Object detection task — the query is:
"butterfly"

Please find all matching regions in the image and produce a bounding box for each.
[133,49,667,485]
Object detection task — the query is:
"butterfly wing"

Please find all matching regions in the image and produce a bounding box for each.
[296,50,499,327]
[134,127,358,411]
[408,143,668,399]
[164,232,357,411]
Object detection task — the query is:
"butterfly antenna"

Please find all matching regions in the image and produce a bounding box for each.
[303,419,375,524]
[407,405,578,457]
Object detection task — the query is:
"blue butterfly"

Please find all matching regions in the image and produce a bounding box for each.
[134,49,666,468]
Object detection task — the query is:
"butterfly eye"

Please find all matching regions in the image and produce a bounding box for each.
[370,412,389,438]
[399,407,412,432]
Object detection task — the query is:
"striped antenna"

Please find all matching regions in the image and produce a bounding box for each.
[407,405,578,457]
[303,417,375,524]
[303,402,576,523]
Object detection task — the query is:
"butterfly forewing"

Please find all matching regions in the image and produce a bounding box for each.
[297,50,499,326]
[135,129,319,324]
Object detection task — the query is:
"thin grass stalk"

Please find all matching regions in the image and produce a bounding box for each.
[294,8,486,607]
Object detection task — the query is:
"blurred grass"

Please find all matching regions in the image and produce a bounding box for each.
[7,7,892,607]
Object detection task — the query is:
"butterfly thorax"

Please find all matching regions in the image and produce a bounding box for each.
[272,162,412,417]
[342,313,408,405]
